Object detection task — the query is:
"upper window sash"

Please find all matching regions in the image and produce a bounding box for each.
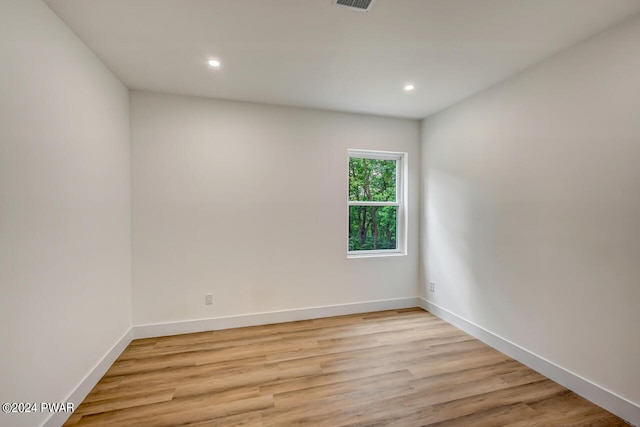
[348,154,399,203]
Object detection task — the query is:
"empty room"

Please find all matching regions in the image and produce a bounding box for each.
[2,0,640,426]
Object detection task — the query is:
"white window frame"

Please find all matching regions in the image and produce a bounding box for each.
[347,149,408,258]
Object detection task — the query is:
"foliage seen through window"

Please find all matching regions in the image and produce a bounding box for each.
[348,157,397,251]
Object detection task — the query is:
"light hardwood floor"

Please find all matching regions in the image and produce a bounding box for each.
[64,308,628,426]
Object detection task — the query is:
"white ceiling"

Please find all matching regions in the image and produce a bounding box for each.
[45,0,640,119]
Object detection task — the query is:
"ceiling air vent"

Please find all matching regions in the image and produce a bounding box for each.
[333,0,376,12]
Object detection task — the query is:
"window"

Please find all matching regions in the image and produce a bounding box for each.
[348,149,407,257]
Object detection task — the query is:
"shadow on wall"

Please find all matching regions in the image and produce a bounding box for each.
[426,168,535,330]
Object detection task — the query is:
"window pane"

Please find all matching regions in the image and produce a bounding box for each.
[348,158,396,202]
[348,206,397,251]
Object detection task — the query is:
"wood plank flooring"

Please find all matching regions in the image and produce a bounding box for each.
[64,308,628,426]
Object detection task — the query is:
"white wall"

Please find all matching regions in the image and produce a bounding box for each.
[131,91,419,326]
[421,13,640,414]
[0,1,132,426]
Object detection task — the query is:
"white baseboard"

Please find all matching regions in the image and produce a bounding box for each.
[419,298,639,426]
[42,329,132,427]
[133,297,420,339]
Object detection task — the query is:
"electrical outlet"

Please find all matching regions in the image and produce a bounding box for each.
[205,294,213,305]
[429,282,436,292]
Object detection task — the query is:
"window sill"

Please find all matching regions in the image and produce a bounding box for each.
[347,251,406,259]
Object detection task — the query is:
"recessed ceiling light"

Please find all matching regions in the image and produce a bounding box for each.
[208,59,221,68]
[404,84,415,92]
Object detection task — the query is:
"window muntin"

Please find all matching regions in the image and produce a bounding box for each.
[348,149,407,257]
